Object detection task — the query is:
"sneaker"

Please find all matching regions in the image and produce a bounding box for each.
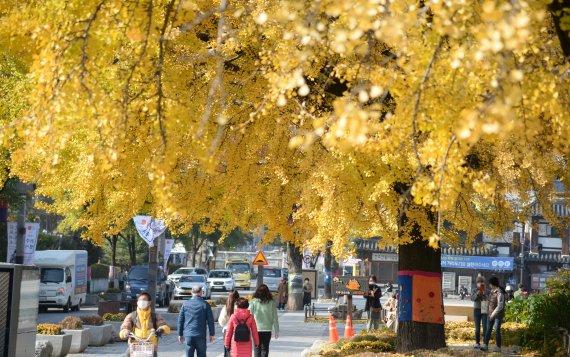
[492,347,502,353]
[473,343,480,349]
[480,345,488,351]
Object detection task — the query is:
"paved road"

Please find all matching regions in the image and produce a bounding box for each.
[39,308,339,356]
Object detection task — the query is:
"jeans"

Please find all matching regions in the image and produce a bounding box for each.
[254,331,272,357]
[185,336,207,357]
[484,317,502,348]
[278,302,286,310]
[366,310,381,330]
[473,309,488,345]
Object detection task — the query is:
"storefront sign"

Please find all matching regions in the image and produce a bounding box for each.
[371,253,398,262]
[441,255,513,271]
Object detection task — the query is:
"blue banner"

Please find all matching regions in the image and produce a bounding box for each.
[441,255,514,271]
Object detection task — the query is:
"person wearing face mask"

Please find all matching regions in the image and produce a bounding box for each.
[470,275,488,349]
[119,292,170,357]
[363,275,382,330]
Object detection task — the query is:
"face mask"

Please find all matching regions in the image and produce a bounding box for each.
[369,281,375,285]
[137,300,150,310]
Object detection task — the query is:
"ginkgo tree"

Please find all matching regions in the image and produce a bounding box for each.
[1,0,570,351]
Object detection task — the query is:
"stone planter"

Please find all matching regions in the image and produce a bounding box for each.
[212,306,222,322]
[105,321,123,341]
[162,313,179,330]
[36,334,72,357]
[35,341,53,357]
[84,324,113,346]
[85,294,100,306]
[102,293,122,302]
[62,329,90,354]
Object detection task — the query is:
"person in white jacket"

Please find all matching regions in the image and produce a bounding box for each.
[218,290,240,357]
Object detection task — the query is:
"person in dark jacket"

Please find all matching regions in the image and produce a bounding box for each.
[482,276,505,353]
[178,286,215,357]
[363,275,382,330]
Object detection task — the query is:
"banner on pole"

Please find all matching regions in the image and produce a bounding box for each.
[133,216,166,246]
[164,239,174,266]
[7,222,40,264]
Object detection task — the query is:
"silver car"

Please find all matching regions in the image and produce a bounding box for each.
[167,267,208,284]
[174,275,211,300]
[261,266,282,291]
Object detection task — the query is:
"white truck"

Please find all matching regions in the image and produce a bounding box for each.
[34,250,88,312]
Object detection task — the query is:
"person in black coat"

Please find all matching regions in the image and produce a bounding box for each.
[363,275,382,330]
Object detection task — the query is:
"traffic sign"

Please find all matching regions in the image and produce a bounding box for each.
[252,250,268,265]
[303,255,312,264]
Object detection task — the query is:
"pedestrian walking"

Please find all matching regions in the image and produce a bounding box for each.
[177,285,215,357]
[249,284,279,357]
[383,291,398,331]
[224,297,260,357]
[481,276,505,352]
[385,281,393,293]
[219,290,240,357]
[471,275,488,349]
[363,275,382,330]
[119,292,171,357]
[277,277,288,310]
[302,278,313,307]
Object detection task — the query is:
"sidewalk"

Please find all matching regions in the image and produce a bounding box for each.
[69,311,345,356]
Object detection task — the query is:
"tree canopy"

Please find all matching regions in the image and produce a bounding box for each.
[0,0,569,258]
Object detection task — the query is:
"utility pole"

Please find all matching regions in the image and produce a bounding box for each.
[148,238,158,313]
[520,222,525,285]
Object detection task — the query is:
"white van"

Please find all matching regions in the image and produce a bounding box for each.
[34,250,88,312]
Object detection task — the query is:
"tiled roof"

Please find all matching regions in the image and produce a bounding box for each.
[525,252,570,264]
[354,239,497,256]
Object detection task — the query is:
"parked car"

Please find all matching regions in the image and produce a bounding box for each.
[167,267,208,283]
[124,265,171,307]
[174,275,211,300]
[207,270,235,291]
[262,266,283,291]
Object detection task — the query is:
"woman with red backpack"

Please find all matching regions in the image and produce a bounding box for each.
[224,298,260,357]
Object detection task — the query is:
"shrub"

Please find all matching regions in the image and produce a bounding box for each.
[90,264,109,279]
[80,314,104,326]
[103,313,126,322]
[168,304,181,313]
[37,323,63,335]
[339,340,394,353]
[60,316,83,330]
[206,300,217,308]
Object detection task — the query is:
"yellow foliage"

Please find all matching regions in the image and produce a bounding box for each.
[0,0,568,257]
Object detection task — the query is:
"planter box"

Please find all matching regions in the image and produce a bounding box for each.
[35,341,53,357]
[36,334,72,357]
[102,293,122,302]
[84,324,113,346]
[212,306,222,322]
[162,305,221,330]
[62,329,90,354]
[105,321,123,341]
[85,294,100,306]
[162,313,179,330]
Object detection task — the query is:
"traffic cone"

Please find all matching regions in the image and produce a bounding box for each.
[329,315,339,343]
[344,314,355,338]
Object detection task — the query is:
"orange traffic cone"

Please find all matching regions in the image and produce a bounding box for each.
[329,315,339,343]
[344,314,355,338]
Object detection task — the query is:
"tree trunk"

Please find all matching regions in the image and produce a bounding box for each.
[397,223,446,352]
[111,235,118,266]
[324,241,332,299]
[287,244,304,311]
